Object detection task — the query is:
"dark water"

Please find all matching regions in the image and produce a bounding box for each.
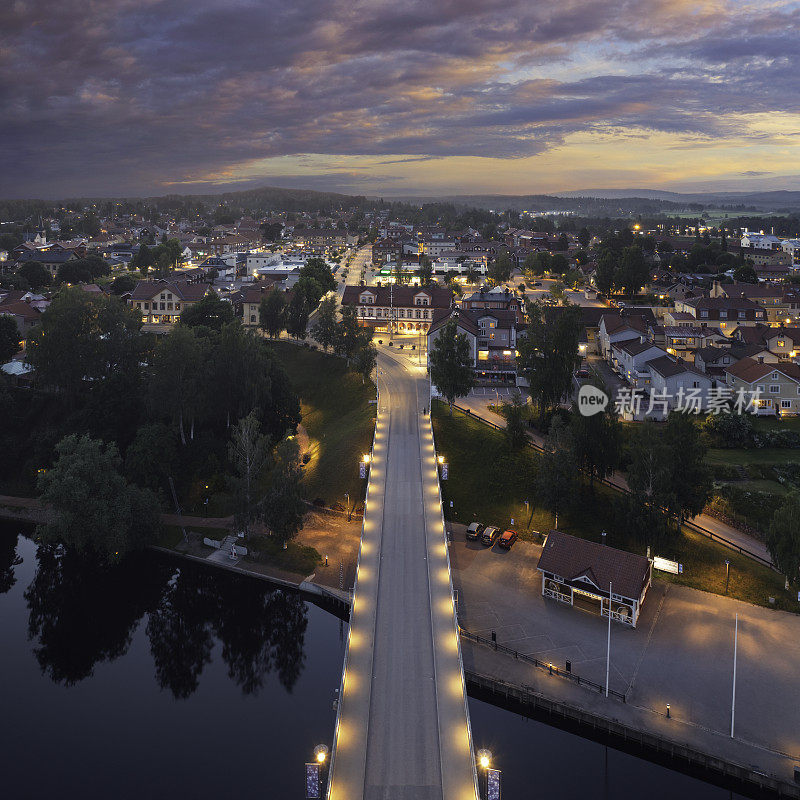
[1,526,737,799]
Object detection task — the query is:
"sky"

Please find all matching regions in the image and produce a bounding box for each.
[2,0,800,199]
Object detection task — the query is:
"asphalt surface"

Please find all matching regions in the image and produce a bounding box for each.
[328,349,478,800]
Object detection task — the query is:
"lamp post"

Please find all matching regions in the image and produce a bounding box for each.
[725,559,731,594]
[344,492,350,522]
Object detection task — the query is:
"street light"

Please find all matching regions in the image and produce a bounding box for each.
[477,748,492,770]
[725,559,731,594]
[313,744,329,764]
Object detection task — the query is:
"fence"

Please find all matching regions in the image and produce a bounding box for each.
[459,626,628,703]
[464,670,800,800]
[447,402,775,570]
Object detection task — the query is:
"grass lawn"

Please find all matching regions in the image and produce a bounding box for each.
[433,401,797,613]
[706,448,800,466]
[752,416,800,434]
[246,535,321,575]
[158,525,229,549]
[269,342,376,507]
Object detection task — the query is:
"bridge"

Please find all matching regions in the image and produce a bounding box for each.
[327,350,479,800]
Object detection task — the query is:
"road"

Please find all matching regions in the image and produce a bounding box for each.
[328,348,478,800]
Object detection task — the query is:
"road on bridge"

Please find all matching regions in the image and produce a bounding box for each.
[328,349,479,800]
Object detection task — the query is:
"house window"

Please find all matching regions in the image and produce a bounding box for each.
[781,400,791,409]
[700,310,709,318]
[160,294,166,300]
[719,310,727,318]
[399,309,405,318]
[757,385,765,393]
[738,311,746,319]
[167,302,173,310]
[770,385,780,393]
[160,302,165,310]
[250,315,256,323]
[772,372,779,379]
[778,340,785,347]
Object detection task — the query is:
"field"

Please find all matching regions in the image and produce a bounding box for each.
[269,342,376,507]
[432,401,795,612]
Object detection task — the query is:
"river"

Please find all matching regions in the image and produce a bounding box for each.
[0,526,739,798]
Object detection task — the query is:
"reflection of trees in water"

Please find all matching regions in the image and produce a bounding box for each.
[23,543,309,698]
[147,566,308,698]
[0,532,22,594]
[24,545,169,685]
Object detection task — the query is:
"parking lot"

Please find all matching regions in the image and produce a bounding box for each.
[448,523,800,775]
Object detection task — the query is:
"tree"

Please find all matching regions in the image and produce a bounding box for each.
[0,315,20,362]
[149,325,203,445]
[57,255,110,284]
[616,246,648,296]
[37,434,160,562]
[503,394,528,449]
[516,300,581,416]
[134,243,153,275]
[733,264,758,283]
[767,492,800,585]
[285,290,310,339]
[26,287,143,399]
[263,437,306,545]
[260,222,283,241]
[110,274,137,294]
[125,422,177,492]
[578,228,591,248]
[571,396,620,488]
[17,260,51,289]
[429,319,474,414]
[312,295,338,351]
[179,290,235,331]
[535,417,576,528]
[621,420,670,544]
[259,289,286,338]
[556,233,569,251]
[417,255,433,286]
[661,412,712,530]
[393,260,406,285]
[465,263,480,284]
[550,253,568,275]
[228,412,271,539]
[299,257,336,294]
[595,249,617,295]
[488,251,512,284]
[353,336,377,383]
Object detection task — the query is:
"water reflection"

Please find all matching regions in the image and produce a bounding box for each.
[23,542,309,698]
[0,531,21,594]
[147,565,308,698]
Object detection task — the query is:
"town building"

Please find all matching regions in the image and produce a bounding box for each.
[537,530,652,627]
[725,358,800,416]
[341,284,452,334]
[129,279,210,326]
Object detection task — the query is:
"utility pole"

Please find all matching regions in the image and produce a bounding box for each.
[731,613,738,737]
[605,581,612,698]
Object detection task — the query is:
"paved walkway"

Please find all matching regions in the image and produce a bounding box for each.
[328,349,478,800]
[449,528,800,785]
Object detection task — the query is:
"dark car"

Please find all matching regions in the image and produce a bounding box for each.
[465,522,484,541]
[480,526,500,546]
[498,529,518,549]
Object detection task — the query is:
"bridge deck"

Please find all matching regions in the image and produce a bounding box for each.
[328,352,478,800]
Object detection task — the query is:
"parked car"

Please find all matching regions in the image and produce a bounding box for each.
[575,366,589,379]
[498,529,518,549]
[480,526,500,546]
[465,522,484,540]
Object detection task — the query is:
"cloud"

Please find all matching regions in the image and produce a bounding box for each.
[2,0,799,196]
